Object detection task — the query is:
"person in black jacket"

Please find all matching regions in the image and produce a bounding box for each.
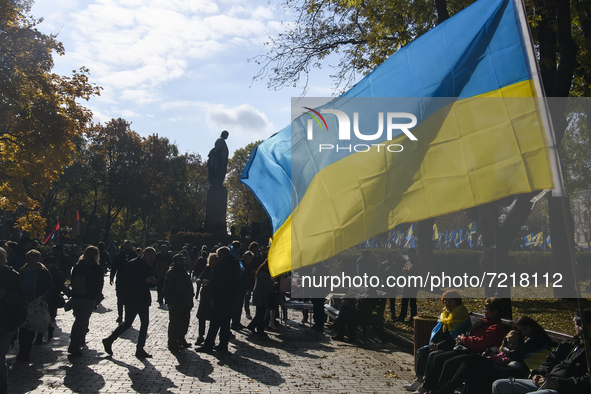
[492,310,591,394]
[163,254,194,353]
[194,253,219,346]
[197,247,240,353]
[109,240,137,323]
[103,247,157,358]
[66,246,104,356]
[0,247,27,394]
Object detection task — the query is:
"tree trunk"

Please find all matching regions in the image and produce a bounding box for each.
[417,218,435,274]
[435,0,450,25]
[535,0,578,297]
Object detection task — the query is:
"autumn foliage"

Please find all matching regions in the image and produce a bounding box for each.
[0,0,100,236]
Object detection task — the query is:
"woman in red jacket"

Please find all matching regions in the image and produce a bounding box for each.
[412,297,506,394]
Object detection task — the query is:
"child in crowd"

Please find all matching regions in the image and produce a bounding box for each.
[484,330,522,366]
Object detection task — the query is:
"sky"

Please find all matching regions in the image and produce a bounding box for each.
[29,0,342,159]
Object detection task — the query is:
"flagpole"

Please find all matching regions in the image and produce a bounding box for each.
[514,0,565,198]
[515,0,591,378]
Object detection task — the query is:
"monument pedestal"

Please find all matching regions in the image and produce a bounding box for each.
[204,185,227,235]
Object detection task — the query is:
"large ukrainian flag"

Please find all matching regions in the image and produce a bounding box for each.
[241,0,563,276]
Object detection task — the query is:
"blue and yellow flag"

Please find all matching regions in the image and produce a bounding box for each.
[242,0,562,276]
[455,230,463,248]
[533,231,544,248]
[468,221,477,236]
[405,225,416,249]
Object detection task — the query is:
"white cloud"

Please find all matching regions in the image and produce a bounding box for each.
[120,109,141,118]
[62,1,276,88]
[121,89,159,105]
[206,103,273,138]
[252,6,274,20]
[40,0,284,120]
[30,0,336,158]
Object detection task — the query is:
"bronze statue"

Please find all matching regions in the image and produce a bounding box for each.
[207,130,229,186]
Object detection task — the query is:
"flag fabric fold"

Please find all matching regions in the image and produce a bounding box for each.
[242,0,561,276]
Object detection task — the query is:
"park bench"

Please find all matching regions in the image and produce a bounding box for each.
[469,312,572,346]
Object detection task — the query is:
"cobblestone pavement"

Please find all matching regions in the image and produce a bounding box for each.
[7,275,416,393]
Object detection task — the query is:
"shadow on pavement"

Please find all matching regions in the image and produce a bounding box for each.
[173,350,215,383]
[108,357,177,394]
[62,349,106,393]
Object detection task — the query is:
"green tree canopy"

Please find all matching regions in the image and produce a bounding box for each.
[226,141,270,236]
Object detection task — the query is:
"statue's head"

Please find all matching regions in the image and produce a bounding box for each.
[221,130,229,139]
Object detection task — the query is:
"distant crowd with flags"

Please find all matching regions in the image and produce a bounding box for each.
[358,221,561,251]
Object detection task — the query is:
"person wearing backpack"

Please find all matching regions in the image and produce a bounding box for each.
[67,245,104,357]
[102,247,157,358]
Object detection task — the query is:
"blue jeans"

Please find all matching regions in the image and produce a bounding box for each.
[492,378,558,394]
[0,330,15,394]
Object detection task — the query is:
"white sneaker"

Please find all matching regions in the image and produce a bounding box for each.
[411,387,427,394]
[404,379,422,391]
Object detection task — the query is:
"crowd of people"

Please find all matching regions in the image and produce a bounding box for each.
[0,236,273,393]
[0,238,589,394]
[403,293,590,394]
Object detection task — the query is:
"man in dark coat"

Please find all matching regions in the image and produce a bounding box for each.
[197,247,240,352]
[163,254,194,353]
[109,240,137,323]
[103,247,157,358]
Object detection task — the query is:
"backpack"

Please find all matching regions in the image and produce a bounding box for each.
[71,271,88,295]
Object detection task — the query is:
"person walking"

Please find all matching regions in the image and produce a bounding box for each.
[109,240,137,323]
[67,246,104,356]
[247,260,275,337]
[103,247,157,358]
[197,247,240,352]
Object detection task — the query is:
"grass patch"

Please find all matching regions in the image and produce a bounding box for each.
[383,295,591,340]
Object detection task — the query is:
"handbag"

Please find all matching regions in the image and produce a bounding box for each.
[21,296,51,334]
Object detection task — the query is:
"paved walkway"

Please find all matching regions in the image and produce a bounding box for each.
[7,275,416,393]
